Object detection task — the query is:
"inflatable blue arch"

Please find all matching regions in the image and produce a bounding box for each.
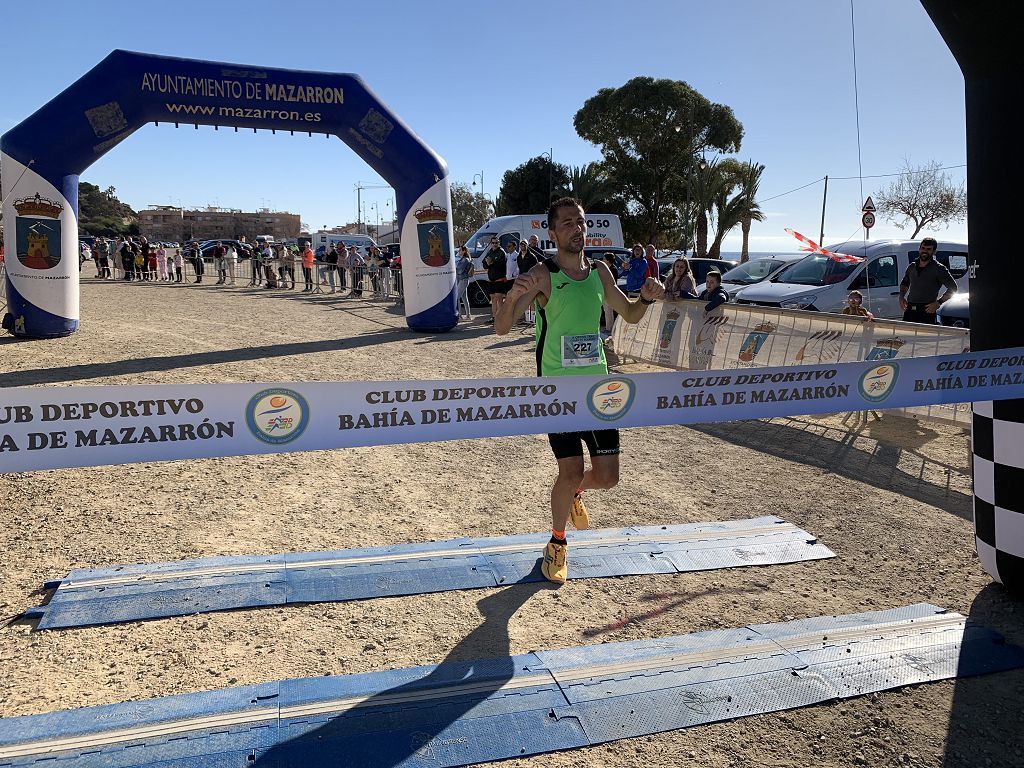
[1,50,458,337]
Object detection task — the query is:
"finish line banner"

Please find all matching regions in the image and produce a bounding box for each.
[611,300,972,425]
[1,348,1023,473]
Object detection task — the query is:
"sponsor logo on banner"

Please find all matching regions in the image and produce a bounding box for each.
[14,194,64,270]
[587,378,636,421]
[658,307,681,350]
[414,202,451,267]
[866,338,905,361]
[858,363,900,403]
[738,322,776,363]
[245,388,310,444]
[795,330,844,363]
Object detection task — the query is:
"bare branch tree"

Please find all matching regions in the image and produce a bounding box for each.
[874,159,966,238]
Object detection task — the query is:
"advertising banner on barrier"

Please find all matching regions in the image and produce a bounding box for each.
[611,300,972,424]
[1,347,1023,474]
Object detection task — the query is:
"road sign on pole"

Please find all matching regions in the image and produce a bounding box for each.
[862,196,876,212]
[862,211,876,229]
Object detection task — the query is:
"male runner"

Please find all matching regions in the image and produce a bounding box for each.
[495,197,665,583]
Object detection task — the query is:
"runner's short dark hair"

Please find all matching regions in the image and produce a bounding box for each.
[547,197,583,228]
[920,237,938,249]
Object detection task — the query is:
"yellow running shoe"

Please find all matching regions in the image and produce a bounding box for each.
[541,540,568,584]
[570,491,590,530]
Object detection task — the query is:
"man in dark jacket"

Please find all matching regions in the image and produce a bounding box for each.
[482,237,508,322]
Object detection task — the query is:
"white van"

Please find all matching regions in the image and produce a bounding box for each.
[312,231,378,255]
[734,239,969,319]
[462,214,624,305]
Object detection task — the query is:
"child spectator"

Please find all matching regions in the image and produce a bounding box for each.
[842,290,875,320]
[697,270,729,312]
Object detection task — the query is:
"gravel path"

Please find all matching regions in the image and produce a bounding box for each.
[1,277,1021,767]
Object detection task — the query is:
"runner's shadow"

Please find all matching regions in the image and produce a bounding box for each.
[253,583,546,767]
[941,582,1024,767]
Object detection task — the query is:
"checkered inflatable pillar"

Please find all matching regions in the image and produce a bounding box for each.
[919,1,1024,593]
[973,400,1024,590]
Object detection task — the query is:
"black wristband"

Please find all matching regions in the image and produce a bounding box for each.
[640,296,655,305]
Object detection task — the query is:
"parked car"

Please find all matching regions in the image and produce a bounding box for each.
[193,240,254,260]
[937,291,970,328]
[735,239,969,319]
[694,254,805,298]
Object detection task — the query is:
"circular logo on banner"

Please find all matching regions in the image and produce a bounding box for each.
[245,388,310,445]
[858,363,899,403]
[586,378,636,421]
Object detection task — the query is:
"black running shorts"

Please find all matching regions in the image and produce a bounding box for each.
[547,429,620,460]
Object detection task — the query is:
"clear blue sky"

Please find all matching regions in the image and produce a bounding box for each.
[1,0,966,251]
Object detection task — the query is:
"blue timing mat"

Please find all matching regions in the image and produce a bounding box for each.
[0,603,1021,767]
[28,516,833,630]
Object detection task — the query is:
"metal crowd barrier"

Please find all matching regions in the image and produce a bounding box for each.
[80,255,405,302]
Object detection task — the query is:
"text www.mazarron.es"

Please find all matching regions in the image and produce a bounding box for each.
[164,103,322,122]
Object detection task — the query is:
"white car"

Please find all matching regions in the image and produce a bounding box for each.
[734,239,968,319]
[694,254,804,299]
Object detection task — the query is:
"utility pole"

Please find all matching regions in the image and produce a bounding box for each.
[819,175,829,246]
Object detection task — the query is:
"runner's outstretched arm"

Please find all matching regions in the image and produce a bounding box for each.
[494,267,548,335]
[595,261,665,323]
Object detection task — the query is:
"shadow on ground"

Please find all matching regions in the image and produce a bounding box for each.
[0,325,495,387]
[942,582,1024,767]
[690,414,972,520]
[254,583,546,767]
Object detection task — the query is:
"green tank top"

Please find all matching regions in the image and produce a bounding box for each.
[535,258,608,377]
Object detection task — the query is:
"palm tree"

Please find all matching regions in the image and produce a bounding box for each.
[704,160,765,260]
[737,161,765,263]
[568,163,611,210]
[688,158,721,258]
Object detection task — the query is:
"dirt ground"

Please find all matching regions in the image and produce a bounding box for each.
[1,276,1022,768]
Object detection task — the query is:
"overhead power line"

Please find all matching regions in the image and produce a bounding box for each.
[759,163,967,204]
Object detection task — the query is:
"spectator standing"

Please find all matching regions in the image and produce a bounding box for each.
[190,241,204,283]
[379,246,393,296]
[262,242,277,288]
[346,245,365,296]
[663,258,696,300]
[322,245,338,292]
[456,245,474,320]
[366,246,382,296]
[897,236,957,324]
[504,240,520,282]
[301,242,315,291]
[227,243,238,285]
[517,239,539,275]
[109,237,122,279]
[156,244,169,281]
[135,242,147,281]
[120,239,134,280]
[644,243,659,279]
[173,246,184,283]
[482,237,508,322]
[249,244,262,286]
[623,244,648,295]
[95,238,111,279]
[213,242,227,285]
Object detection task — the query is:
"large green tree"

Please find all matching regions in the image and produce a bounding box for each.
[495,155,571,215]
[78,182,138,236]
[574,76,743,243]
[450,181,493,245]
